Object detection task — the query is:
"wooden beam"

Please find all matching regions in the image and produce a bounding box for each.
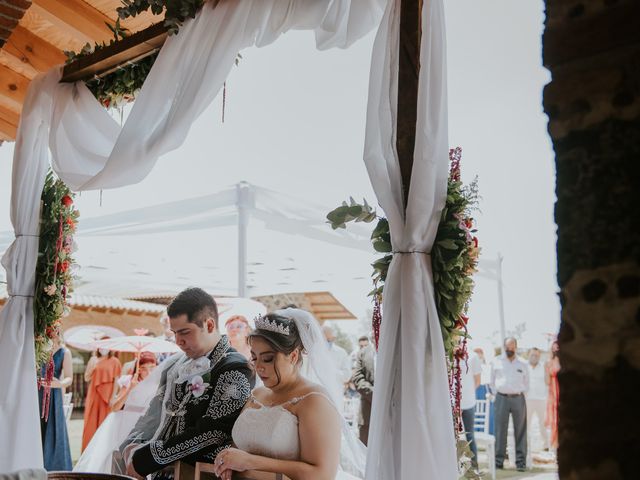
[0,63,29,109]
[30,0,115,44]
[0,102,20,125]
[396,0,422,210]
[3,25,66,73]
[0,115,17,140]
[61,22,168,83]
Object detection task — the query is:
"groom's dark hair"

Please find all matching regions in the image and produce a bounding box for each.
[167,287,218,329]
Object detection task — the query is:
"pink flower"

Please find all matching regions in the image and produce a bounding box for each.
[189,375,209,398]
[44,284,57,296]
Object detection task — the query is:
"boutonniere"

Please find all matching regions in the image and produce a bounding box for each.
[176,356,212,384]
[189,375,211,398]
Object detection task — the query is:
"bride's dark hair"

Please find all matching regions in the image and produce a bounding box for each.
[248,313,304,386]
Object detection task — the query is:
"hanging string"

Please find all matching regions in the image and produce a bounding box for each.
[222,82,227,123]
[99,189,103,207]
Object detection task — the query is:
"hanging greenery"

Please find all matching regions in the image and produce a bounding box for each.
[65,1,241,109]
[117,0,204,36]
[34,171,79,369]
[326,147,480,361]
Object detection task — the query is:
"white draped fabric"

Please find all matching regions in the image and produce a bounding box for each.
[0,0,455,476]
[362,0,457,479]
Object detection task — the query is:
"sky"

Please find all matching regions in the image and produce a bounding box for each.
[0,0,557,350]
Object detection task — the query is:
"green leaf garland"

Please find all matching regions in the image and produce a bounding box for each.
[326,147,480,361]
[34,171,79,368]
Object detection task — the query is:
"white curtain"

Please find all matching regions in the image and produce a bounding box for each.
[363,0,457,479]
[0,0,456,476]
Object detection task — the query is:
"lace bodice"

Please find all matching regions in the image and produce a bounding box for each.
[232,392,327,461]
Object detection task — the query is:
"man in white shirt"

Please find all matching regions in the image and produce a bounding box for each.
[526,347,549,451]
[490,337,529,471]
[460,351,483,469]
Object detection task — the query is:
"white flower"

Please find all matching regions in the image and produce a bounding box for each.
[44,284,57,296]
[189,375,209,398]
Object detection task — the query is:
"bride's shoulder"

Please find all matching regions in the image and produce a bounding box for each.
[293,383,334,408]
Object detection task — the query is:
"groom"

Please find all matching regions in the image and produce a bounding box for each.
[119,287,254,478]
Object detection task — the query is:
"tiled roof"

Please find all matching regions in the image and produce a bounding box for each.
[0,285,166,314]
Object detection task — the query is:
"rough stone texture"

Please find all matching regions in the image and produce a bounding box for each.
[544,0,640,478]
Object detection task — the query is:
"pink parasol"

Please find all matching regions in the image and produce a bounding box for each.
[90,331,180,354]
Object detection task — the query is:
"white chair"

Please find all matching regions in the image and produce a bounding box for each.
[474,399,496,480]
[62,392,74,422]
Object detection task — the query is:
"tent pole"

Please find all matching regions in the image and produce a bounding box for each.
[236,182,249,298]
[496,253,507,343]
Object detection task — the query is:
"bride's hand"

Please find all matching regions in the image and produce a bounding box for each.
[212,448,254,476]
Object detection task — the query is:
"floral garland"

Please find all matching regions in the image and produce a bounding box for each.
[326,147,480,360]
[34,171,79,417]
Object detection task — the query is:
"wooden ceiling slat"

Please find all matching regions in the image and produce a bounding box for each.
[0,103,20,125]
[3,25,66,72]
[0,63,30,108]
[30,0,116,44]
[0,117,17,140]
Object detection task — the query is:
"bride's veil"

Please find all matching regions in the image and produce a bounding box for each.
[275,308,367,477]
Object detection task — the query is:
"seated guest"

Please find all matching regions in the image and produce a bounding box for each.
[224,315,252,360]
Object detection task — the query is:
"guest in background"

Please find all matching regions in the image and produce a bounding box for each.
[491,337,529,471]
[39,334,73,471]
[82,346,121,451]
[352,337,375,445]
[545,341,560,450]
[225,315,252,360]
[322,324,353,387]
[156,312,176,363]
[460,349,482,469]
[110,351,158,412]
[526,347,549,451]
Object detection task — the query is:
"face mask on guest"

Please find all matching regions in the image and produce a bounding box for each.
[99,348,110,357]
[505,349,515,358]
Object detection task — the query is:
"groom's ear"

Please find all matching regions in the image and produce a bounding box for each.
[205,317,217,333]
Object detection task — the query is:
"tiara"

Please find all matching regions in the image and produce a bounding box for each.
[255,315,290,336]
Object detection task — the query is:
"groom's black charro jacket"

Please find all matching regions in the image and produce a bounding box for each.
[122,336,254,476]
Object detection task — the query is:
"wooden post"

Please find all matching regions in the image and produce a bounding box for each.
[396,0,422,209]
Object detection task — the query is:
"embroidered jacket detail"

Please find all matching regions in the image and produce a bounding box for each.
[149,430,226,465]
[205,370,251,419]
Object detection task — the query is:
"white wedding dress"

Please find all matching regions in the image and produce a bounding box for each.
[232,393,360,480]
[230,307,367,480]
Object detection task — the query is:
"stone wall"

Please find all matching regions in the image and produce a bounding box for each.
[543,0,640,478]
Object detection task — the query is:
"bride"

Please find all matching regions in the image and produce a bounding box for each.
[211,308,365,480]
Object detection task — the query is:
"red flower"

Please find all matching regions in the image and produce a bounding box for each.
[472,237,479,248]
[66,218,76,230]
[455,314,469,330]
[465,218,473,229]
[61,195,73,207]
[60,261,69,273]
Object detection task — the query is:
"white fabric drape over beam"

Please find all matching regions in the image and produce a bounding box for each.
[363,0,456,479]
[0,0,455,476]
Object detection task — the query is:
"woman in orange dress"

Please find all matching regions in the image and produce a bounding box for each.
[81,349,121,451]
[545,341,560,450]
